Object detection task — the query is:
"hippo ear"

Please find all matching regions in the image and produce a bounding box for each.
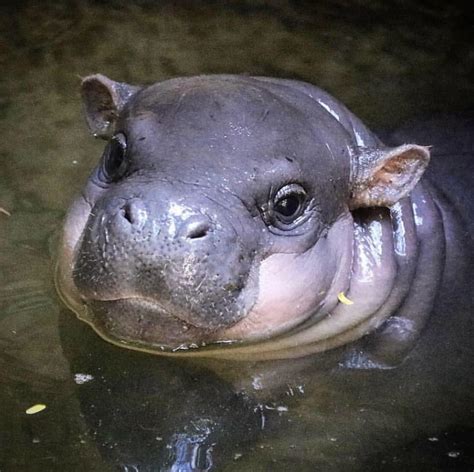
[81,74,140,139]
[349,144,430,209]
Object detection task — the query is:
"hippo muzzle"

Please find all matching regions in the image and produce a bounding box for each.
[73,180,258,343]
[57,74,436,363]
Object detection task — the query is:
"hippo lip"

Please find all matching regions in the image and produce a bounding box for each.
[86,295,223,333]
[82,296,225,349]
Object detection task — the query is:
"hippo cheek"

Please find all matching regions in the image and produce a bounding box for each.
[56,194,94,315]
[221,216,354,342]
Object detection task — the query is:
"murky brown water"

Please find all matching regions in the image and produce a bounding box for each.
[1,1,473,471]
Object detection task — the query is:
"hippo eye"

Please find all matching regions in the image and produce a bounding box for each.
[271,184,308,226]
[99,133,128,182]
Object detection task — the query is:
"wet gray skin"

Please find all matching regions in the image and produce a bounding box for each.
[57,73,460,364]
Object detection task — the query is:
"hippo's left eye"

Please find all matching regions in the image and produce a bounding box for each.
[99,133,128,183]
[270,184,308,227]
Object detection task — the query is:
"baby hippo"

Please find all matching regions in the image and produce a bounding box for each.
[56,74,471,365]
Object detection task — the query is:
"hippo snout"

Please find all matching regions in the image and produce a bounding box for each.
[72,187,257,335]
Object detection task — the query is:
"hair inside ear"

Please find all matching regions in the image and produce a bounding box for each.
[81,74,140,139]
[350,144,430,209]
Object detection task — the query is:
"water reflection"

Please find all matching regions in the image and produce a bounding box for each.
[59,310,265,471]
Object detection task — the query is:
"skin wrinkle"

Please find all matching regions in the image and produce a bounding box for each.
[355,181,445,366]
[173,89,191,116]
[90,171,112,190]
[203,195,250,249]
[259,108,270,122]
[80,190,94,211]
[364,198,419,329]
[427,177,469,232]
[133,173,260,224]
[429,187,459,273]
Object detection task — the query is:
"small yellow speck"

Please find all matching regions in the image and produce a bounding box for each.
[338,292,354,305]
[26,404,47,415]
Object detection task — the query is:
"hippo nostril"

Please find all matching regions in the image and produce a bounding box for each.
[182,217,211,240]
[187,222,210,240]
[119,200,147,227]
[121,203,133,224]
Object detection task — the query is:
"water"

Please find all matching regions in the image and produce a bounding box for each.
[1,1,473,470]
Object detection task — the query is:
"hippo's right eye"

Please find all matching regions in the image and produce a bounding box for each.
[99,133,128,183]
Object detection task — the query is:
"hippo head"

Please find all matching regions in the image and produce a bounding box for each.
[57,75,429,360]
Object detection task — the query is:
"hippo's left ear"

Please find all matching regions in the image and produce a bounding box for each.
[349,144,430,209]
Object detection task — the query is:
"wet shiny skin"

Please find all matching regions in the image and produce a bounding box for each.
[57,74,452,365]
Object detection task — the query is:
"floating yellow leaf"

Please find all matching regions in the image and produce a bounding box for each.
[26,404,47,415]
[337,292,354,305]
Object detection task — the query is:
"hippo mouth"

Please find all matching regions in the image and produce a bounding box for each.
[80,296,243,352]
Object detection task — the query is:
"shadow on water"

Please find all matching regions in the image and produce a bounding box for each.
[1,1,473,470]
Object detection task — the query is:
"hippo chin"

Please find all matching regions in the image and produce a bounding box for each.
[57,73,463,364]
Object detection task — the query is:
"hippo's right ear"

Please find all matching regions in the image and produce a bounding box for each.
[81,74,141,139]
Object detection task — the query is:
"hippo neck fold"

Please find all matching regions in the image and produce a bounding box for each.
[175,180,446,362]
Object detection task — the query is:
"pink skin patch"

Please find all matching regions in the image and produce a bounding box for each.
[221,216,353,342]
[56,195,92,318]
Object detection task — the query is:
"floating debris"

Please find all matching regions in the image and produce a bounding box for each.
[0,207,11,217]
[254,404,266,430]
[26,404,47,415]
[172,344,190,352]
[74,373,94,385]
[286,384,305,396]
[252,375,263,391]
[338,291,354,305]
[264,404,288,412]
